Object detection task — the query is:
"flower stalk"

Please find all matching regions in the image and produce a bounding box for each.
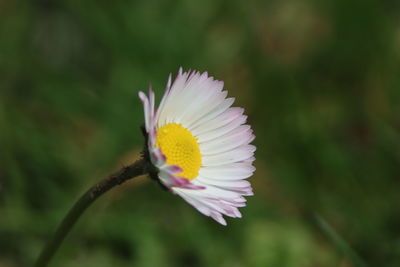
[34,158,149,267]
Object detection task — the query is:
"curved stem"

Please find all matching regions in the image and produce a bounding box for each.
[34,158,148,267]
[314,214,367,267]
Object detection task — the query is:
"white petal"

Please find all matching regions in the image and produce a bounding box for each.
[202,145,256,166]
[178,88,226,127]
[200,127,254,155]
[198,177,251,188]
[157,71,190,127]
[197,177,253,195]
[175,190,212,216]
[243,156,256,163]
[199,163,255,180]
[155,74,172,124]
[175,188,240,220]
[211,212,227,225]
[190,179,242,200]
[177,79,224,120]
[197,115,247,143]
[186,97,235,130]
[191,107,244,136]
[157,71,222,127]
[138,91,150,131]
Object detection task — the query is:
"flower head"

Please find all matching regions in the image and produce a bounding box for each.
[139,68,256,225]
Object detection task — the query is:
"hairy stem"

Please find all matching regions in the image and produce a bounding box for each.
[34,158,148,267]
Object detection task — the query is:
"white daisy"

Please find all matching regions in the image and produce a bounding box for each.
[139,68,256,225]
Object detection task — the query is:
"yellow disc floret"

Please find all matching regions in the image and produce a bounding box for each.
[155,123,201,180]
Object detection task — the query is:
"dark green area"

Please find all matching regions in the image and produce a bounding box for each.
[1,0,399,266]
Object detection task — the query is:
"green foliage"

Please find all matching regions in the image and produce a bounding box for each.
[1,0,399,266]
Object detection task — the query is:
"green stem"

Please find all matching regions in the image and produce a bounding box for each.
[314,215,367,267]
[34,158,148,267]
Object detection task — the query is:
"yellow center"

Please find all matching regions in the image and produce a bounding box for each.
[155,123,201,180]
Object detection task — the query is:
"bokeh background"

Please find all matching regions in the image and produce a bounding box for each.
[1,0,400,266]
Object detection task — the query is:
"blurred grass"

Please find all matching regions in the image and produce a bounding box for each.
[1,0,400,266]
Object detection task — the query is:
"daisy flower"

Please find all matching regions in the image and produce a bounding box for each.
[139,68,256,225]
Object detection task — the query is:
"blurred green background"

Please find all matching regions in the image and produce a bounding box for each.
[1,0,400,266]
